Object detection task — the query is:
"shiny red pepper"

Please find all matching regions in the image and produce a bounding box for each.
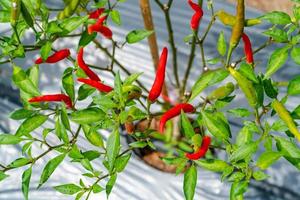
[35,49,70,64]
[185,136,211,160]
[28,94,73,109]
[242,33,254,64]
[89,8,105,19]
[88,16,112,39]
[77,78,113,93]
[148,47,168,102]
[188,0,203,31]
[159,103,195,133]
[77,47,101,81]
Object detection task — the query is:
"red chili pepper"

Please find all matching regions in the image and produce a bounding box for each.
[148,47,168,102]
[35,49,70,64]
[159,103,195,133]
[188,0,203,31]
[28,94,73,109]
[185,136,211,160]
[77,78,113,93]
[88,16,112,39]
[242,33,254,64]
[89,8,105,19]
[77,47,101,81]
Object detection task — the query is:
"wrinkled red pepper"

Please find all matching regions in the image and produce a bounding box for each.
[89,8,105,19]
[35,49,70,64]
[77,47,101,81]
[159,103,195,133]
[188,0,203,31]
[185,136,211,160]
[242,33,254,64]
[77,78,113,93]
[28,94,73,109]
[148,47,168,102]
[88,16,113,39]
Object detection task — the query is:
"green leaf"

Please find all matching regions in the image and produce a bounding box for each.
[0,134,23,145]
[110,10,121,25]
[82,125,104,148]
[54,184,81,195]
[114,71,123,101]
[78,31,97,47]
[15,114,48,137]
[236,126,253,146]
[106,174,117,198]
[10,109,35,120]
[40,41,52,61]
[129,141,147,148]
[183,165,197,200]
[229,142,258,162]
[59,16,88,35]
[0,10,10,23]
[265,47,289,78]
[190,68,229,101]
[92,184,104,193]
[238,62,258,84]
[38,154,66,188]
[228,172,245,182]
[227,108,251,118]
[22,167,32,200]
[55,115,69,144]
[181,111,195,139]
[288,75,300,95]
[126,29,154,44]
[275,136,300,158]
[263,28,288,42]
[230,181,248,200]
[62,68,75,102]
[263,78,278,99]
[194,159,229,172]
[256,151,282,170]
[0,171,9,182]
[291,47,300,65]
[78,84,96,101]
[217,31,226,56]
[107,130,120,172]
[70,108,105,124]
[47,21,63,34]
[61,105,70,131]
[253,171,269,181]
[261,11,291,25]
[115,154,131,172]
[9,158,30,168]
[20,1,34,28]
[123,72,143,86]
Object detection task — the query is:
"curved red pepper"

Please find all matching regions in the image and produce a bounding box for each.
[242,33,254,64]
[159,103,195,133]
[35,49,70,64]
[148,47,168,102]
[77,78,113,93]
[89,8,105,19]
[88,16,112,39]
[28,94,73,109]
[185,136,211,160]
[188,0,203,31]
[77,47,101,81]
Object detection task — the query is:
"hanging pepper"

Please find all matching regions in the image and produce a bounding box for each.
[77,78,113,93]
[77,47,101,81]
[207,82,235,101]
[188,0,203,31]
[242,33,254,64]
[57,0,80,20]
[89,8,105,19]
[35,49,70,64]
[159,103,195,133]
[227,0,245,65]
[185,136,211,160]
[88,16,113,39]
[29,94,73,109]
[11,0,21,27]
[272,99,300,142]
[228,66,257,108]
[148,47,168,102]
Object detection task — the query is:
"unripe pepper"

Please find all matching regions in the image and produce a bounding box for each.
[77,78,113,93]
[35,49,70,64]
[11,0,21,27]
[185,136,211,160]
[57,0,80,20]
[272,99,300,142]
[228,67,257,108]
[207,82,234,101]
[159,103,195,133]
[148,47,168,102]
[242,33,254,64]
[188,0,203,31]
[216,10,261,27]
[89,8,105,19]
[77,47,101,81]
[28,94,73,109]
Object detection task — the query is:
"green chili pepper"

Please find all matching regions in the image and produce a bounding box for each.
[272,99,300,142]
[216,10,261,27]
[57,0,80,20]
[11,0,21,27]
[207,82,235,101]
[228,67,257,108]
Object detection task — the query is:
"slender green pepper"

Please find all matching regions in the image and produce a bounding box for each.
[216,10,261,27]
[11,0,21,27]
[228,67,257,108]
[57,0,80,20]
[207,82,235,101]
[272,99,300,142]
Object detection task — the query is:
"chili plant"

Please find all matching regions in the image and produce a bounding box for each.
[1,0,300,199]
